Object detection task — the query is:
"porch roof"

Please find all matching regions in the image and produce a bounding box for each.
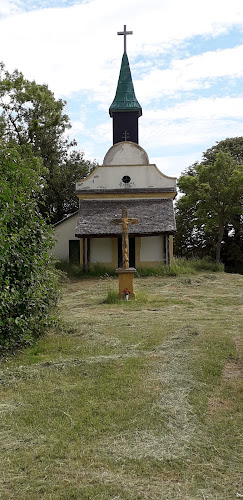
[75,198,176,238]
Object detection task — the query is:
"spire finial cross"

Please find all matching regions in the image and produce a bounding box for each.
[117,24,133,54]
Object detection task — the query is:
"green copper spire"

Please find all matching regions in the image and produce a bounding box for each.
[109,52,142,117]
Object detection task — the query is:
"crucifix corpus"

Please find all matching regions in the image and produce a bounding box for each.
[110,207,139,299]
[111,207,138,269]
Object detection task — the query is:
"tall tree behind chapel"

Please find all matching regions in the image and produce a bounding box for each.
[174,137,243,270]
[0,63,96,223]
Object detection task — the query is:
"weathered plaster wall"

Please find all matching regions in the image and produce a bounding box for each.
[90,238,113,264]
[103,142,149,165]
[140,236,163,262]
[76,164,176,191]
[52,214,79,261]
[76,142,176,192]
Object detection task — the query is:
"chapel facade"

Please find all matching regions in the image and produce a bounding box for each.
[52,26,177,269]
[74,27,177,270]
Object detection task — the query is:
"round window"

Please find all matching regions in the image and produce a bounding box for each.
[122,175,131,184]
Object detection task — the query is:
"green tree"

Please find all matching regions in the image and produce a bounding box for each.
[0,63,95,223]
[202,137,243,270]
[175,144,243,264]
[0,139,59,352]
[202,137,243,165]
[43,149,96,223]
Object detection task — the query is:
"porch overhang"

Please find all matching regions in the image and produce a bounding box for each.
[75,198,176,238]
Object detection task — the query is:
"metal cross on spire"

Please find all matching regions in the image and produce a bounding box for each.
[117,24,133,54]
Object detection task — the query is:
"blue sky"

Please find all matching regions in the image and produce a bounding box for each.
[0,0,242,178]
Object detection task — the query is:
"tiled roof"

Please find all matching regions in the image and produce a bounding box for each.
[75,199,176,237]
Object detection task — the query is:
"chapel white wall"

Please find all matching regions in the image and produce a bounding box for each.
[52,214,79,261]
[140,236,163,262]
[90,238,113,263]
[76,165,176,191]
[76,142,176,192]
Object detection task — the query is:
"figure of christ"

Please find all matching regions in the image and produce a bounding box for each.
[110,207,139,269]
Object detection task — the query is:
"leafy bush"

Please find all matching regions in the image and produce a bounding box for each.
[0,141,59,352]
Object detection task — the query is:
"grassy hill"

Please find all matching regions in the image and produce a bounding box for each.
[0,271,242,499]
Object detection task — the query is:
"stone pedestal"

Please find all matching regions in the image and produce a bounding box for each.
[116,268,136,299]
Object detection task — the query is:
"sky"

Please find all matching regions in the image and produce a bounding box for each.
[0,0,242,178]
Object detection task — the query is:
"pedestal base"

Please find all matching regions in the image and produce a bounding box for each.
[116,268,136,299]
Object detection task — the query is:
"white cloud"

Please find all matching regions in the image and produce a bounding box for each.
[145,97,243,121]
[69,95,243,172]
[66,119,84,136]
[0,0,242,98]
[0,0,242,177]
[135,47,243,103]
[150,153,202,177]
[0,0,22,17]
[138,96,243,153]
[93,122,111,144]
[141,117,242,151]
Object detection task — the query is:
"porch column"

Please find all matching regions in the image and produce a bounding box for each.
[165,234,171,266]
[82,237,86,273]
[87,238,90,271]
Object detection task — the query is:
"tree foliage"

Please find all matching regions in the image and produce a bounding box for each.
[0,63,96,223]
[0,139,59,352]
[175,138,243,265]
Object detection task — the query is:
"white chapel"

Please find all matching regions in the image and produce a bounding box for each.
[53,26,177,270]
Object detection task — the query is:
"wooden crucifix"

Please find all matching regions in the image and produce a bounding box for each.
[110,207,139,269]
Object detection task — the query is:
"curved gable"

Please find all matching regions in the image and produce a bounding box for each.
[103,142,149,166]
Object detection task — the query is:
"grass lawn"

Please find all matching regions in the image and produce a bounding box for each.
[0,271,242,499]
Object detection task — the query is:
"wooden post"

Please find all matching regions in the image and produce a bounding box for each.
[82,237,86,273]
[87,238,90,271]
[110,207,139,299]
[164,234,171,266]
[167,235,171,266]
[165,234,168,265]
[110,207,138,269]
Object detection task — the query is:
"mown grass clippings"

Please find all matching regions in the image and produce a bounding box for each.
[0,271,242,499]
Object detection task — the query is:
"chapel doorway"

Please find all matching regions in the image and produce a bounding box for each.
[118,237,135,268]
[69,240,80,264]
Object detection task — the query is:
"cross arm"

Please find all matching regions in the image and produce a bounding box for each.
[110,219,123,226]
[117,25,133,53]
[127,218,139,225]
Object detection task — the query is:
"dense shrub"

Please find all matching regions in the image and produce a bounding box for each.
[0,141,59,352]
